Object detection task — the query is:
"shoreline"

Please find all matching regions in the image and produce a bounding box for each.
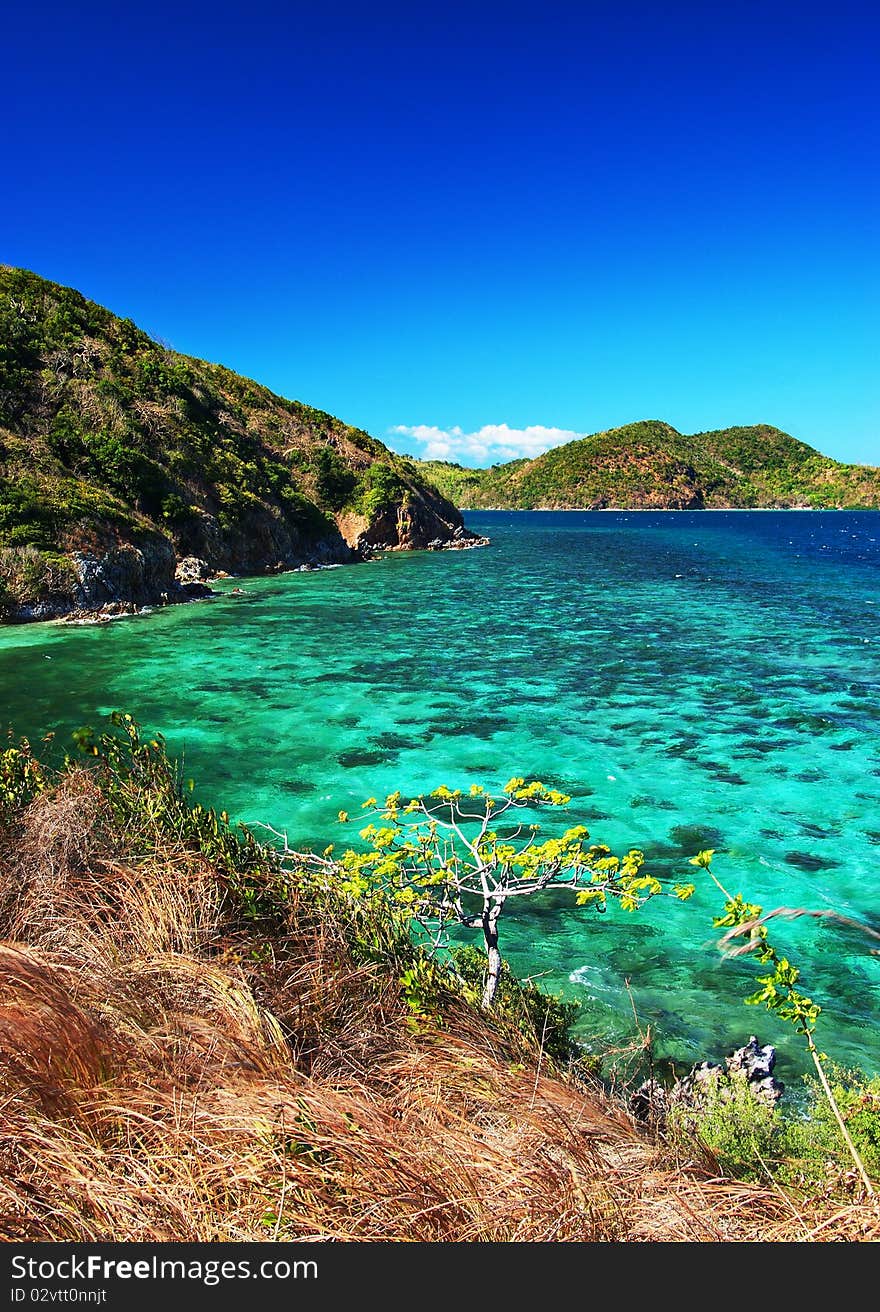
[0,533,492,632]
[459,505,879,513]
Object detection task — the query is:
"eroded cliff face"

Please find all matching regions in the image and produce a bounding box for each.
[1,494,488,623]
[172,506,357,575]
[69,538,178,610]
[3,531,185,623]
[339,483,486,555]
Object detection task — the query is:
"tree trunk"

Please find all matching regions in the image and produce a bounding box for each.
[481,900,503,1008]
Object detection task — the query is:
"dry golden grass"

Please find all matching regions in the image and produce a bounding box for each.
[0,769,876,1243]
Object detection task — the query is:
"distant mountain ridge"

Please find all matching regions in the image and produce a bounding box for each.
[412,419,880,510]
[0,267,479,621]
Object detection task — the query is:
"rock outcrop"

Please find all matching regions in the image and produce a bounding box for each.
[338,482,487,557]
[629,1036,785,1126]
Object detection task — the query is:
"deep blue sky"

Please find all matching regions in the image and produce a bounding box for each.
[5,1,878,466]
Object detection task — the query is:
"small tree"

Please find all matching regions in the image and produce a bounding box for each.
[328,778,695,1009]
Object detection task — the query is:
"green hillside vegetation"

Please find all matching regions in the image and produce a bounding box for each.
[414,420,880,510]
[0,267,471,619]
[1,718,877,1241]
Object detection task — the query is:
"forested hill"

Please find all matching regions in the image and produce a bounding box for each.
[0,266,477,621]
[413,419,880,510]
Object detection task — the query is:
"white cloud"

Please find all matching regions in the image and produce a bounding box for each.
[388,422,586,467]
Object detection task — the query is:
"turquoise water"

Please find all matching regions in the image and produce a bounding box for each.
[1,510,879,1084]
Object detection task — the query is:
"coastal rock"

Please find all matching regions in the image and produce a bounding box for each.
[175,509,356,576]
[628,1078,668,1123]
[426,525,491,551]
[629,1035,784,1125]
[3,538,219,624]
[353,491,490,556]
[174,556,213,586]
[70,539,178,611]
[723,1035,783,1105]
[60,600,140,625]
[10,598,77,623]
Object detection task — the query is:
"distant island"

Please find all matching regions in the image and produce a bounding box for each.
[0,267,481,623]
[413,419,880,511]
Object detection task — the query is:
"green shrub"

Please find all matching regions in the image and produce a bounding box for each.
[356,463,407,519]
[668,1063,880,1195]
[785,1065,880,1188]
[668,1074,783,1182]
[313,447,357,510]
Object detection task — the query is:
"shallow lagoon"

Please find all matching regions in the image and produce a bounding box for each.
[2,510,879,1082]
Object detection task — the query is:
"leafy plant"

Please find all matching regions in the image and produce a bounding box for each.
[668,1055,880,1196]
[0,738,49,810]
[668,1068,784,1182]
[691,848,877,1199]
[796,1064,880,1187]
[355,463,407,520]
[330,779,690,1008]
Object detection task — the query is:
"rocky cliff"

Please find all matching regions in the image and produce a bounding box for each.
[0,266,483,621]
